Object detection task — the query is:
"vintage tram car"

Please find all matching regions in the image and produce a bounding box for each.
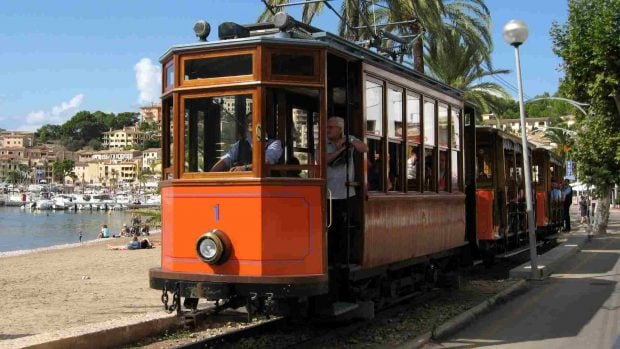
[473,127,564,263]
[149,15,562,317]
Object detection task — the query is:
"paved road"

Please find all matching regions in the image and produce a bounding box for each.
[426,209,620,349]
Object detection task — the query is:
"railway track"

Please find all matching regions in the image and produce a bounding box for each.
[129,243,557,349]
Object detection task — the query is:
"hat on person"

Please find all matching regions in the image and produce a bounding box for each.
[123,224,127,227]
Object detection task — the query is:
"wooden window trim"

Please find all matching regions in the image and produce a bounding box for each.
[179,48,258,87]
[264,47,323,84]
[179,88,258,179]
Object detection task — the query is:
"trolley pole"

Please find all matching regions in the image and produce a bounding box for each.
[504,19,539,279]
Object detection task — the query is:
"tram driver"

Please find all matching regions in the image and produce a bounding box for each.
[210,119,283,172]
[325,116,368,264]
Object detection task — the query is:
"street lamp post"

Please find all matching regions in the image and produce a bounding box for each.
[503,19,540,279]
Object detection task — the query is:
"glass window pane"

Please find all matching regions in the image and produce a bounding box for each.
[438,104,449,148]
[367,139,383,191]
[184,54,252,80]
[424,149,436,191]
[451,150,460,191]
[387,87,403,139]
[184,94,253,173]
[439,150,449,191]
[163,99,173,170]
[407,144,420,192]
[477,145,493,186]
[406,93,420,144]
[424,100,435,146]
[272,53,315,76]
[451,108,461,150]
[166,64,174,89]
[388,142,403,191]
[366,80,383,136]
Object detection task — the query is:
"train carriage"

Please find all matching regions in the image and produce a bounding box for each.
[150,15,468,317]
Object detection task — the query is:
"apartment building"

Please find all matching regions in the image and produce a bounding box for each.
[142,148,161,171]
[102,126,146,149]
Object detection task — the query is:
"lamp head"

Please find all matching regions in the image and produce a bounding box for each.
[503,19,528,47]
[194,20,211,41]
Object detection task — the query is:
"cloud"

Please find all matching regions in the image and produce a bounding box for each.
[17,94,85,131]
[135,58,161,105]
[52,94,84,116]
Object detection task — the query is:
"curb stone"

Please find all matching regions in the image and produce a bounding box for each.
[396,279,528,349]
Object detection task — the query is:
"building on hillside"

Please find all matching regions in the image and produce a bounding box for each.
[0,131,34,148]
[480,114,552,134]
[0,144,74,184]
[140,104,162,124]
[142,148,161,171]
[102,126,146,149]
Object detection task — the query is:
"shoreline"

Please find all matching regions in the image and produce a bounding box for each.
[0,229,161,259]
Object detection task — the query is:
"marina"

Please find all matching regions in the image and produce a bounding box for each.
[0,206,146,253]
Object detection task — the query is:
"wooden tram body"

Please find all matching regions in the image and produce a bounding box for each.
[149,18,468,315]
[473,127,564,260]
[149,17,563,317]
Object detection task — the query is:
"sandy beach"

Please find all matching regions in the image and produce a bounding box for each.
[0,235,163,341]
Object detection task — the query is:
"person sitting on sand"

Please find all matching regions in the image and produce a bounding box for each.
[98,224,110,239]
[107,237,154,250]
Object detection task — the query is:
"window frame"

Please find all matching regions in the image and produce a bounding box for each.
[179,88,258,179]
[264,47,323,84]
[405,91,422,193]
[179,48,258,87]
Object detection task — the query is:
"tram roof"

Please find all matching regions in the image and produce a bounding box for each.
[160,24,463,100]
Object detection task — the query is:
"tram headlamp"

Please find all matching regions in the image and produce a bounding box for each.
[196,230,231,265]
[194,20,211,41]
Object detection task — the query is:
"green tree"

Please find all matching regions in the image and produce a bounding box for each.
[35,124,62,142]
[551,0,620,233]
[423,27,509,112]
[52,160,75,189]
[385,0,491,72]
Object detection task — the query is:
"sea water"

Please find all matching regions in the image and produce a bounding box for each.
[0,206,134,252]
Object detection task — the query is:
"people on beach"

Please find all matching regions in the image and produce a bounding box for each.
[79,231,83,243]
[98,224,110,238]
[107,237,154,250]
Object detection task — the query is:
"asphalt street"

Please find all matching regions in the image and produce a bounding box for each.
[425,208,620,349]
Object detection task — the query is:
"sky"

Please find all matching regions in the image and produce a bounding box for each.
[0,0,568,131]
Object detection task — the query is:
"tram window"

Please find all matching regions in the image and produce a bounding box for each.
[451,108,462,191]
[387,87,403,138]
[407,145,420,191]
[366,80,383,137]
[272,53,314,76]
[406,93,421,143]
[388,142,403,191]
[423,100,436,146]
[438,104,449,148]
[162,98,173,179]
[265,87,319,178]
[532,165,540,183]
[424,149,436,191]
[367,138,383,191]
[183,94,253,173]
[184,54,252,80]
[451,109,461,150]
[451,150,460,191]
[476,146,493,186]
[165,63,174,90]
[439,150,448,191]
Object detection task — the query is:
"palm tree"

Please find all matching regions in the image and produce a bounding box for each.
[384,0,491,72]
[543,127,573,163]
[424,27,509,112]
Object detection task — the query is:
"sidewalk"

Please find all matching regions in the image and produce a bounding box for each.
[425,206,620,348]
[510,205,619,279]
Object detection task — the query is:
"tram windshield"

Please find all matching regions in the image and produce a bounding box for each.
[183,94,254,173]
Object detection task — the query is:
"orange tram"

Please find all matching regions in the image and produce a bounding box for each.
[149,14,564,318]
